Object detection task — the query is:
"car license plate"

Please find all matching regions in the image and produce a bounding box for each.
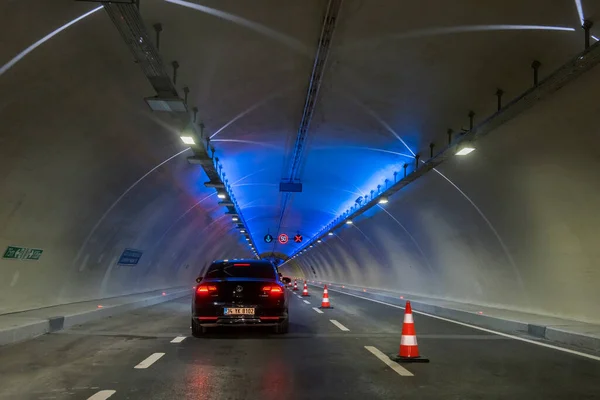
[224,307,255,315]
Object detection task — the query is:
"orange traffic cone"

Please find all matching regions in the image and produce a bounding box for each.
[293,279,298,291]
[319,285,333,309]
[301,281,309,296]
[390,301,429,363]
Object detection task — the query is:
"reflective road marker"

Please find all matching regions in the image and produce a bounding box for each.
[365,346,414,377]
[87,390,116,399]
[170,336,186,343]
[330,320,350,331]
[134,353,165,369]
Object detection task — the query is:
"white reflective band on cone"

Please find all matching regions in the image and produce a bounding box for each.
[322,298,329,303]
[400,335,418,346]
[404,313,414,324]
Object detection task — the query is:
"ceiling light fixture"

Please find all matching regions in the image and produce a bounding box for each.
[180,135,195,145]
[346,220,353,225]
[317,240,322,243]
[232,217,239,221]
[379,196,389,204]
[217,192,226,199]
[240,229,246,233]
[456,142,475,156]
[328,232,333,236]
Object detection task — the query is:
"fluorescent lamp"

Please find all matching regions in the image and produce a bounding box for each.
[379,197,389,204]
[346,220,353,225]
[217,193,226,199]
[328,232,333,236]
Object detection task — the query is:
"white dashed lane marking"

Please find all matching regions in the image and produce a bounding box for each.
[134,353,165,369]
[312,307,324,314]
[303,300,311,304]
[328,288,600,362]
[365,346,414,377]
[170,336,186,343]
[87,390,116,399]
[330,319,350,331]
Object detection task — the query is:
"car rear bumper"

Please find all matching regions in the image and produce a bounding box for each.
[194,315,287,327]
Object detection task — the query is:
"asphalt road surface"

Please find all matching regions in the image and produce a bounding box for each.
[1,287,599,399]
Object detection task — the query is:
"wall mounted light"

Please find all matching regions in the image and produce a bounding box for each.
[346,219,353,225]
[328,232,333,236]
[379,197,389,204]
[217,192,226,199]
[232,217,239,221]
[240,229,246,233]
[317,240,322,243]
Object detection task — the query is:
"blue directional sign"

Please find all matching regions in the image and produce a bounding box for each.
[264,234,273,243]
[117,248,143,266]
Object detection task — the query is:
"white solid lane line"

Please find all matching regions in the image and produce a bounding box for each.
[170,336,186,343]
[312,307,324,314]
[330,319,350,331]
[134,353,165,369]
[303,300,311,304]
[328,288,600,362]
[87,390,117,400]
[365,346,414,377]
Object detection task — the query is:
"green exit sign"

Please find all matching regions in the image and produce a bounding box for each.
[3,246,44,260]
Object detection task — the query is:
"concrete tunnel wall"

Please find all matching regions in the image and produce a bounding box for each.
[290,63,600,325]
[0,8,251,314]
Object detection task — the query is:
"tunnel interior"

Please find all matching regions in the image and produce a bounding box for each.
[1,0,600,327]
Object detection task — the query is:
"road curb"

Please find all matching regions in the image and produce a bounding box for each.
[0,288,191,347]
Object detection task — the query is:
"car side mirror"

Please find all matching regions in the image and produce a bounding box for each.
[196,277,202,283]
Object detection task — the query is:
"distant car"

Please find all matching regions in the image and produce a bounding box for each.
[192,259,289,336]
[281,276,292,286]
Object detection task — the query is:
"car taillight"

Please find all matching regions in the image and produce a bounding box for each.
[196,284,217,295]
[262,285,284,294]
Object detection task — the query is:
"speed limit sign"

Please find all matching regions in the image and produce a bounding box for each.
[278,233,289,244]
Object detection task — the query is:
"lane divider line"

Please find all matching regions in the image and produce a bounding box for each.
[329,288,600,362]
[365,346,414,377]
[312,307,324,314]
[87,390,117,400]
[170,336,186,343]
[303,300,311,304]
[330,319,350,331]
[134,352,165,369]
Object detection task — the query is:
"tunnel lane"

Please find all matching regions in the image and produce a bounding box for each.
[0,287,599,399]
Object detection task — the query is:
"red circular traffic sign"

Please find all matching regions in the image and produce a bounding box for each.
[278,233,289,244]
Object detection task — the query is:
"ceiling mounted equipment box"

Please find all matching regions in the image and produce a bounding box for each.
[279,182,303,192]
[144,96,187,112]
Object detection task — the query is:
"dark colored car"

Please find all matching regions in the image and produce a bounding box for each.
[192,259,289,336]
[281,276,292,286]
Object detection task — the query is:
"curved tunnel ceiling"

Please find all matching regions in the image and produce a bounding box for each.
[2,0,600,266]
[135,0,599,258]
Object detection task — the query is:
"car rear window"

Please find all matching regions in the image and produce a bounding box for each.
[204,262,276,279]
